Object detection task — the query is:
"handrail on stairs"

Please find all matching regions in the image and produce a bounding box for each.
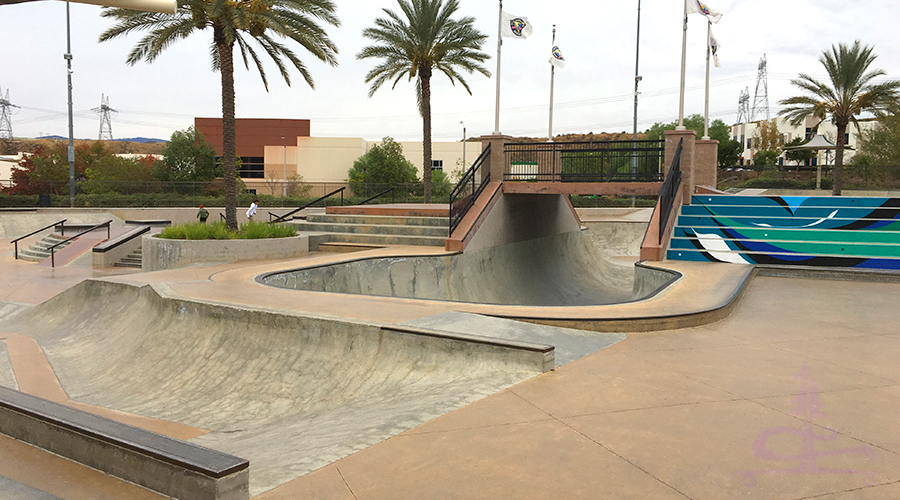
[269,187,345,224]
[358,187,395,205]
[449,144,492,236]
[657,139,683,245]
[47,220,112,268]
[10,219,67,260]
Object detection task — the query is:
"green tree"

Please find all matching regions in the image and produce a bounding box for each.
[752,119,783,154]
[357,0,490,203]
[645,114,730,142]
[859,114,900,166]
[7,142,109,195]
[778,41,900,195]
[430,168,451,199]
[718,139,743,167]
[84,154,157,194]
[783,136,817,165]
[156,127,219,182]
[645,114,734,166]
[348,137,419,185]
[100,0,340,229]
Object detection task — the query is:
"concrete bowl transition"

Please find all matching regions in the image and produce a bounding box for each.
[258,231,678,307]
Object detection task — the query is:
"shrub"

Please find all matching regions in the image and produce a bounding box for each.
[158,220,296,240]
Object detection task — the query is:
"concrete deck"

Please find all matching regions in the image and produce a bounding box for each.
[1,234,899,499]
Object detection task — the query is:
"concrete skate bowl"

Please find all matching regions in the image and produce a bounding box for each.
[259,230,679,306]
[0,280,545,496]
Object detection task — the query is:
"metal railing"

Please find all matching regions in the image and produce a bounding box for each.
[358,187,395,205]
[449,144,492,235]
[269,187,345,224]
[657,139,683,245]
[10,219,67,260]
[504,139,664,182]
[0,181,456,207]
[717,176,739,191]
[48,220,112,268]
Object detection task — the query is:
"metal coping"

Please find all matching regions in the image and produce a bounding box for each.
[92,225,151,253]
[382,325,554,353]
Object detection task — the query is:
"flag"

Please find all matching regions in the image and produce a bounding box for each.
[550,46,565,68]
[709,27,721,67]
[686,0,722,23]
[501,11,533,39]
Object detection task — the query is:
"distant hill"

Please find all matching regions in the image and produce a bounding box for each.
[8,137,166,155]
[36,135,166,143]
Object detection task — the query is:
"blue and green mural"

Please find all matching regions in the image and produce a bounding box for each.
[667,195,900,270]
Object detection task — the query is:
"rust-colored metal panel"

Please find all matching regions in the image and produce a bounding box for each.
[194,118,311,156]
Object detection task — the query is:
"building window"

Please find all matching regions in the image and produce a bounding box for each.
[239,156,265,178]
[431,160,443,170]
[845,133,850,145]
[746,139,752,149]
[805,127,812,139]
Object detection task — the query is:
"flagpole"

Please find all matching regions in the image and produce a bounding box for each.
[493,0,502,135]
[548,25,556,142]
[677,0,688,130]
[703,20,711,140]
[632,0,641,183]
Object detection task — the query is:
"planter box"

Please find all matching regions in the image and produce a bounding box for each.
[143,234,308,271]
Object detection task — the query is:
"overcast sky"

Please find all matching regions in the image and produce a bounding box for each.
[1,0,898,143]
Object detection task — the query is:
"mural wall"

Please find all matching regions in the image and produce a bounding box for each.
[667,195,900,270]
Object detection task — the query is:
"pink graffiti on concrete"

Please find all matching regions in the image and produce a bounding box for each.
[742,359,877,487]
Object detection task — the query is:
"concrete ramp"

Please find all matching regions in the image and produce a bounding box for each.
[0,280,546,496]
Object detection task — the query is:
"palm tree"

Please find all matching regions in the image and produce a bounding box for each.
[357,0,489,203]
[778,41,900,196]
[100,0,339,229]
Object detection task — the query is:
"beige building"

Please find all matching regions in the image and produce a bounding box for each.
[261,137,483,186]
[731,117,876,166]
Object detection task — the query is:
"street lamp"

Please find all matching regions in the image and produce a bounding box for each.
[282,136,286,198]
[460,121,466,171]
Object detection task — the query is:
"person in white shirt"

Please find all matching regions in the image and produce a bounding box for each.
[246,200,258,221]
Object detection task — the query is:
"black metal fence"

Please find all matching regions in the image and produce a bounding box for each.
[0,181,449,207]
[504,139,664,182]
[657,139,683,244]
[449,144,491,235]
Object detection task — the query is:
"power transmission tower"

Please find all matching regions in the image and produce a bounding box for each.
[737,87,750,124]
[92,94,117,141]
[0,86,20,140]
[751,54,769,121]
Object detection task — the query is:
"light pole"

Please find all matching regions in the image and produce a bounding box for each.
[460,121,466,170]
[65,1,75,208]
[282,136,286,198]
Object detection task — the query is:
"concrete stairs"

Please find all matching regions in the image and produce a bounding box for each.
[18,234,74,262]
[114,246,142,268]
[294,214,449,249]
[666,195,900,270]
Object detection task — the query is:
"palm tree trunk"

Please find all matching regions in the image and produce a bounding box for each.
[216,25,238,230]
[833,122,846,196]
[421,70,432,204]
